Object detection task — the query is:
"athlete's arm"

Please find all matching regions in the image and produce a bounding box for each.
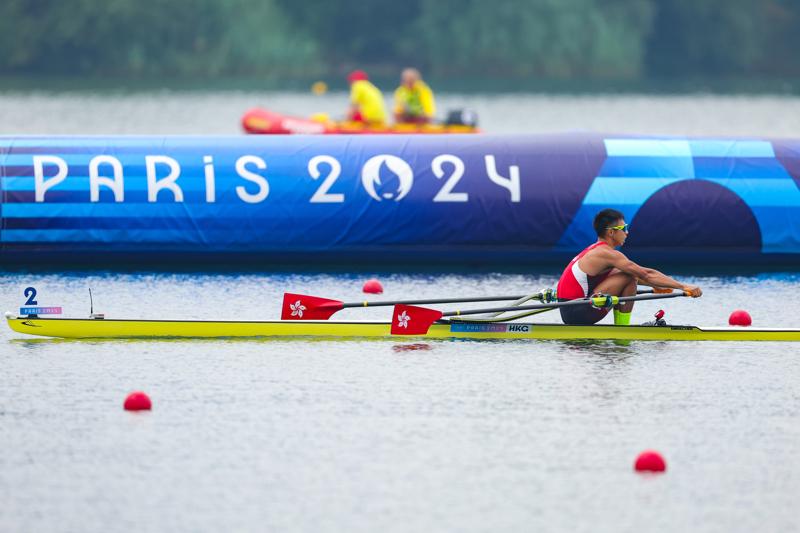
[603,248,702,297]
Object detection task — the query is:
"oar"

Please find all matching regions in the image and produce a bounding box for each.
[282,287,668,321]
[390,291,690,335]
[282,292,535,320]
[473,287,660,320]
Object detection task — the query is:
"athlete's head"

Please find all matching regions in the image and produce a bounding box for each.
[594,208,628,245]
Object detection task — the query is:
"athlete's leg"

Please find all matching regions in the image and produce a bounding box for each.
[592,272,636,303]
[592,272,637,324]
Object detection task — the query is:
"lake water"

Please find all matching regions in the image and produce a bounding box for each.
[1,91,799,533]
[2,270,800,533]
[2,90,800,137]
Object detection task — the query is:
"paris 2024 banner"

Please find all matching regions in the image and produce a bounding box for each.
[1,134,799,264]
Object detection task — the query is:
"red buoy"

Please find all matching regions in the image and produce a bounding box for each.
[728,310,752,326]
[634,450,666,472]
[124,391,152,411]
[362,278,384,294]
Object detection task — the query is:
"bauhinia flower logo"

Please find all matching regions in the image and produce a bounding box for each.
[290,300,306,318]
[397,310,410,328]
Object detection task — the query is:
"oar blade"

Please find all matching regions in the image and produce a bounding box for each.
[390,304,443,335]
[281,293,344,320]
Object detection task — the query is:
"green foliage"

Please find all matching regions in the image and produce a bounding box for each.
[0,0,798,81]
[646,0,767,76]
[274,0,422,65]
[760,0,800,76]
[0,0,319,76]
[414,0,654,78]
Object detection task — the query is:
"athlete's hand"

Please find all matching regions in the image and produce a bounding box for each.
[652,287,673,294]
[682,285,702,297]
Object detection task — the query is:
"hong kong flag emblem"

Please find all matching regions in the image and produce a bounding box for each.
[390,304,443,335]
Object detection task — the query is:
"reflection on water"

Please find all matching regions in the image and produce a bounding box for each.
[559,339,638,360]
[392,342,434,352]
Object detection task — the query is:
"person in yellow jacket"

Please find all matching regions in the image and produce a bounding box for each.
[346,70,388,126]
[393,68,436,124]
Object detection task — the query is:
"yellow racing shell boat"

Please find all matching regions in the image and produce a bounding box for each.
[6,313,800,341]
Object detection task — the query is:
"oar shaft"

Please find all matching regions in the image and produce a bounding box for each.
[342,295,529,309]
[441,292,686,317]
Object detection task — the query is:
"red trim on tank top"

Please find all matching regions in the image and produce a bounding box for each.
[556,241,610,300]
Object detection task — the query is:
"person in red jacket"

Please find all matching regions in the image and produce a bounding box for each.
[556,208,703,325]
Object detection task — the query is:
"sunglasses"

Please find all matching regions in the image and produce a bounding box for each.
[608,223,629,233]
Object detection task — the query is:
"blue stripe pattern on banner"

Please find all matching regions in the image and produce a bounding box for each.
[1,229,201,243]
[702,179,800,206]
[3,217,253,230]
[3,191,139,203]
[596,156,694,179]
[692,158,789,180]
[0,228,370,246]
[2,203,279,217]
[688,140,774,158]
[583,178,686,205]
[604,139,691,157]
[557,138,800,253]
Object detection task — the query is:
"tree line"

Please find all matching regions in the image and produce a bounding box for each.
[1,0,798,83]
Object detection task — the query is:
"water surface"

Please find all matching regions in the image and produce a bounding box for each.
[1,271,799,533]
[1,90,799,532]
[2,91,800,137]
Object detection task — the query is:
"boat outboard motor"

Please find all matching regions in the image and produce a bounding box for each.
[444,108,478,127]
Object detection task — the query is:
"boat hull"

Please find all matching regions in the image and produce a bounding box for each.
[241,108,479,135]
[6,315,800,341]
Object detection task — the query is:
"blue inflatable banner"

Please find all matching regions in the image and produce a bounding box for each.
[1,134,799,265]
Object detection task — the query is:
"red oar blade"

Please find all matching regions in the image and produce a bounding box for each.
[281,293,344,320]
[390,304,444,335]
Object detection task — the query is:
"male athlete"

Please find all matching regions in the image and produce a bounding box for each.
[556,208,703,325]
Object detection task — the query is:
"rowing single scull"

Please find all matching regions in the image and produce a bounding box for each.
[5,313,800,341]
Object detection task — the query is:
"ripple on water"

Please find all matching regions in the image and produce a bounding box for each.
[1,271,799,533]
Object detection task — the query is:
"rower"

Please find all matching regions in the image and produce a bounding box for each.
[556,208,702,325]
